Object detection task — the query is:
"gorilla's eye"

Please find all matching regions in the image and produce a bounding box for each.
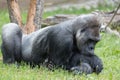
[88,39,97,44]
[81,28,86,33]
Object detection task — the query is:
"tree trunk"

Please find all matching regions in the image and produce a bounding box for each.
[34,0,44,30]
[7,0,22,28]
[25,0,44,34]
[24,0,36,34]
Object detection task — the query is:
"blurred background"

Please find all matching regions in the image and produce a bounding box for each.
[0,0,118,11]
[0,0,120,80]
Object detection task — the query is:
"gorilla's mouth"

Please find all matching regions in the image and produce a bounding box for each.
[80,46,94,56]
[87,46,94,54]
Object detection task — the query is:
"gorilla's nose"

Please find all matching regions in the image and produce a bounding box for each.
[88,46,94,55]
[89,46,94,50]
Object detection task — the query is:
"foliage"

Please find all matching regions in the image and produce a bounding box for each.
[0,4,120,80]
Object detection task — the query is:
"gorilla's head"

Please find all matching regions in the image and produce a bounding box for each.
[73,14,101,55]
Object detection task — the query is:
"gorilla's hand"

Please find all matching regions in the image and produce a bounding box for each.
[70,63,93,75]
[92,56,103,74]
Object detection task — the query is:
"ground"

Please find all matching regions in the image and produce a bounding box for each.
[0,33,120,80]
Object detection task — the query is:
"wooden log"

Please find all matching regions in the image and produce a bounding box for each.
[42,11,120,37]
[42,11,120,27]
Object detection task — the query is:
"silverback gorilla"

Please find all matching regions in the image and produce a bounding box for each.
[1,14,103,74]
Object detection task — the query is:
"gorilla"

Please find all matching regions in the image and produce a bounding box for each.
[1,14,103,74]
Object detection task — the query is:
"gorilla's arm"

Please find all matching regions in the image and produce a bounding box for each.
[69,53,103,74]
[70,63,93,75]
[88,55,103,74]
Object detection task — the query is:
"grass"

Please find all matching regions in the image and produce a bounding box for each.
[0,33,120,80]
[0,4,120,80]
[43,4,115,18]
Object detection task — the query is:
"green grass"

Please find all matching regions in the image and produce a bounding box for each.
[0,5,120,80]
[0,33,120,80]
[43,4,115,18]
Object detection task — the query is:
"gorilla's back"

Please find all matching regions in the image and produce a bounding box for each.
[21,26,51,62]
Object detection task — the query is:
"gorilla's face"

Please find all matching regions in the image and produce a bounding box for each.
[76,25,100,55]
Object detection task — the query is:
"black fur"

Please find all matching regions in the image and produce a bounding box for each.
[1,14,103,74]
[69,53,103,74]
[1,23,22,64]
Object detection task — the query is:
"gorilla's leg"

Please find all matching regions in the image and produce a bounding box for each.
[1,23,22,64]
[1,43,15,63]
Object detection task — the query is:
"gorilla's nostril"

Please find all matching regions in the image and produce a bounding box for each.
[91,47,93,50]
[89,47,94,50]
